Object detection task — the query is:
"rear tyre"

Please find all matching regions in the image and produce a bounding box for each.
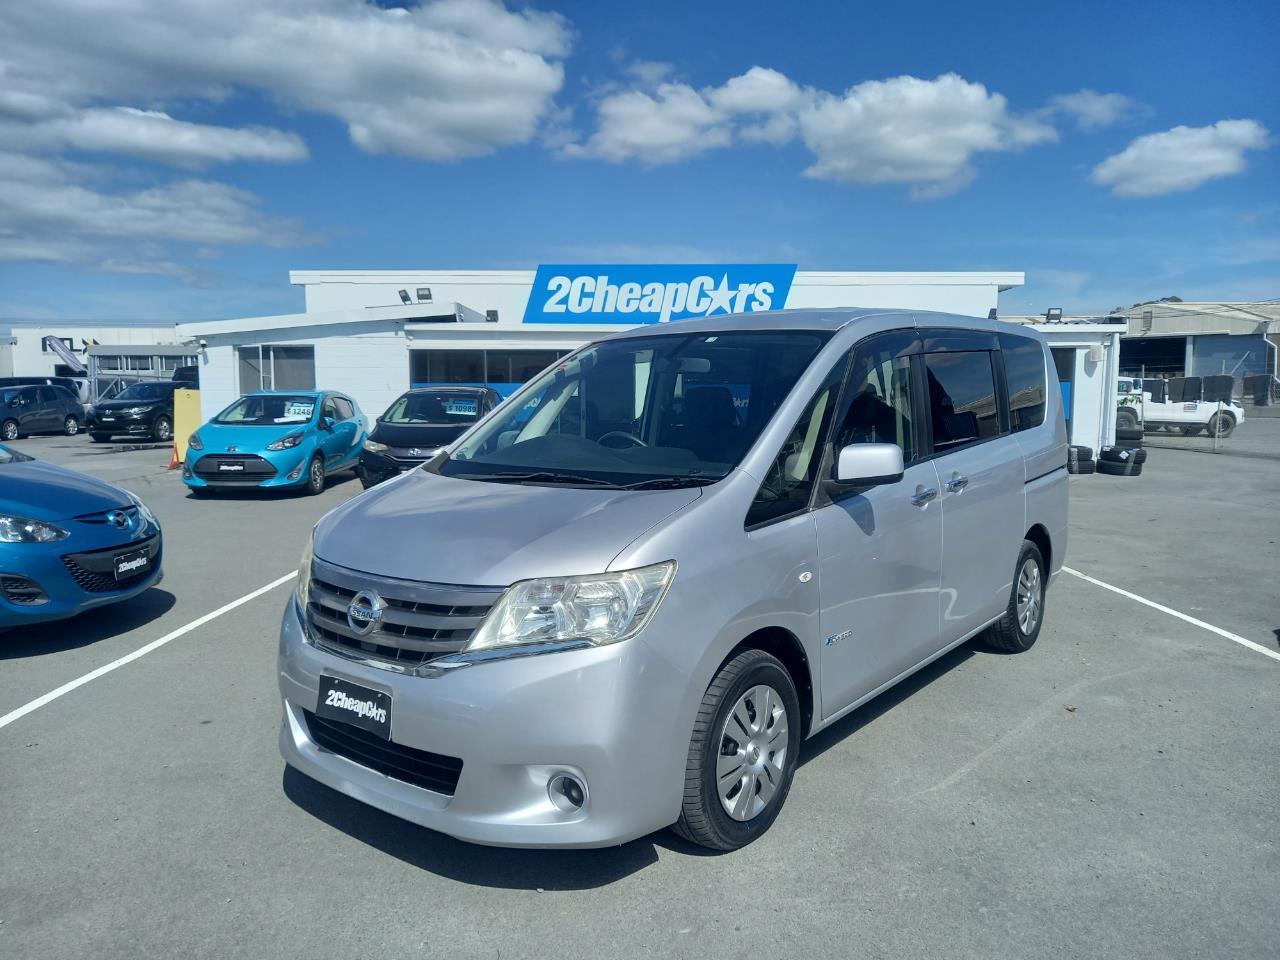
[152,415,173,443]
[1,419,18,441]
[63,415,80,436]
[304,455,325,496]
[672,649,801,851]
[1205,412,1235,437]
[983,540,1046,653]
[90,432,111,443]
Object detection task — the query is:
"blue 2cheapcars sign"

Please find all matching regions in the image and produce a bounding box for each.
[522,264,797,325]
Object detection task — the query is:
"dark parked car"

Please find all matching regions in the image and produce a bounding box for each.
[88,381,180,443]
[0,375,89,407]
[172,365,200,386]
[358,386,500,488]
[0,385,85,440]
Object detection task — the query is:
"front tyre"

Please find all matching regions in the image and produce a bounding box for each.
[63,415,80,436]
[672,649,800,851]
[152,415,173,443]
[984,540,1046,653]
[304,454,325,496]
[1,419,18,441]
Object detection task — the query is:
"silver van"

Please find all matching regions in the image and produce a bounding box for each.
[280,309,1067,850]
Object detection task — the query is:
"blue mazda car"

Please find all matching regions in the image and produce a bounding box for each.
[183,391,366,495]
[0,444,163,628]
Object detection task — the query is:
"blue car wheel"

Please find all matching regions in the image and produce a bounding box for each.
[304,454,325,496]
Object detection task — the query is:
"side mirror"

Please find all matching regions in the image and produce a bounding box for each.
[831,443,904,486]
[322,416,336,430]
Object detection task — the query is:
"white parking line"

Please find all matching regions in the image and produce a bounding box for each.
[0,572,297,732]
[1063,565,1280,663]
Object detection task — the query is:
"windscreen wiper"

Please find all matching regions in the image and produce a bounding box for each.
[620,477,715,490]
[481,471,618,486]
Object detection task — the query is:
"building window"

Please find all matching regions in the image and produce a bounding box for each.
[238,345,316,392]
[410,349,567,388]
[125,355,154,371]
[98,355,123,371]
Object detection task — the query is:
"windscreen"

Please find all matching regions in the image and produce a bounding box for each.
[437,331,830,488]
[116,382,175,401]
[383,392,482,425]
[215,394,316,425]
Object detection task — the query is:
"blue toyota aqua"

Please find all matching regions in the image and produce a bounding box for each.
[0,444,163,628]
[183,391,367,496]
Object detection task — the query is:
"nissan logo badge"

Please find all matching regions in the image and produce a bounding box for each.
[346,590,386,637]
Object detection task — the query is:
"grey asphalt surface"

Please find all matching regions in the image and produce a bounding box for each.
[1,429,1276,960]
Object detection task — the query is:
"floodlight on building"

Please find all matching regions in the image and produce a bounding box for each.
[1045,307,1063,322]
[398,289,412,305]
[416,287,432,303]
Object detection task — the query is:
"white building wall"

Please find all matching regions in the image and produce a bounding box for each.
[2,323,178,377]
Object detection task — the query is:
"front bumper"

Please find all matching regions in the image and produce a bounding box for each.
[278,596,688,847]
[0,530,163,628]
[89,412,152,436]
[183,448,311,489]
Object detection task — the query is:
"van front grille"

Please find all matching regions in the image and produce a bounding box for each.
[304,558,501,669]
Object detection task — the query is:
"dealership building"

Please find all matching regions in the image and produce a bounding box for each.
[170,265,1124,455]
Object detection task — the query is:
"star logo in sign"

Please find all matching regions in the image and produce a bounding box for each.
[703,274,737,316]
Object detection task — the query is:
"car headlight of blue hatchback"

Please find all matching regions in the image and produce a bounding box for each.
[465,561,676,652]
[0,514,70,543]
[267,432,305,451]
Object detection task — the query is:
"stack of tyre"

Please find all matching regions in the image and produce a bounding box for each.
[1098,445,1147,476]
[1067,445,1095,474]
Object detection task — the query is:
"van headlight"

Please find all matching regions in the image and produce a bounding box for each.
[465,561,675,652]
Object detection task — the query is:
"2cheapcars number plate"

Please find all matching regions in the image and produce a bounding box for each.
[217,462,245,472]
[113,549,150,581]
[316,675,392,740]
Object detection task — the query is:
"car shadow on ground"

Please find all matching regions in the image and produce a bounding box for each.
[281,766,661,888]
[185,470,361,501]
[0,588,176,659]
[282,640,1001,880]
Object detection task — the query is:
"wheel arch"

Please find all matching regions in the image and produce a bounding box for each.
[1025,522,1052,576]
[723,626,815,739]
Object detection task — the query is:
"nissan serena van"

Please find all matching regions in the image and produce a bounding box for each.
[280,309,1067,850]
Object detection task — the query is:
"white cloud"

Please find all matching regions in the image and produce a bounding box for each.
[564,84,731,164]
[1050,89,1143,130]
[0,0,572,162]
[566,68,1055,197]
[1091,120,1271,197]
[0,150,307,278]
[625,60,675,86]
[798,74,1056,197]
[31,108,308,168]
[0,0,572,282]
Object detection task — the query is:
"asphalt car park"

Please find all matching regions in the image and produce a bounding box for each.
[1,428,1276,959]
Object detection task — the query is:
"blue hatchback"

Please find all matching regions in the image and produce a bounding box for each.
[0,444,163,628]
[183,391,367,495]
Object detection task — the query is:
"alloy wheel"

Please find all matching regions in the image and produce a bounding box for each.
[1016,557,1042,635]
[717,684,789,822]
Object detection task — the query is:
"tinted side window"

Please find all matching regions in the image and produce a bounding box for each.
[333,397,355,420]
[746,356,847,529]
[923,351,999,450]
[36,387,55,403]
[833,345,918,463]
[999,333,1046,432]
[321,398,338,420]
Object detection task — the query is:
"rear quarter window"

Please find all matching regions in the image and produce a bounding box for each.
[999,333,1047,432]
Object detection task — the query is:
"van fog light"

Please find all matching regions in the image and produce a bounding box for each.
[548,773,587,812]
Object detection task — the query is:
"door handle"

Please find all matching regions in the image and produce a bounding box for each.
[945,474,969,493]
[910,486,938,506]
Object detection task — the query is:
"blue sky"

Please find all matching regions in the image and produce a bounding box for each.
[1,0,1276,322]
